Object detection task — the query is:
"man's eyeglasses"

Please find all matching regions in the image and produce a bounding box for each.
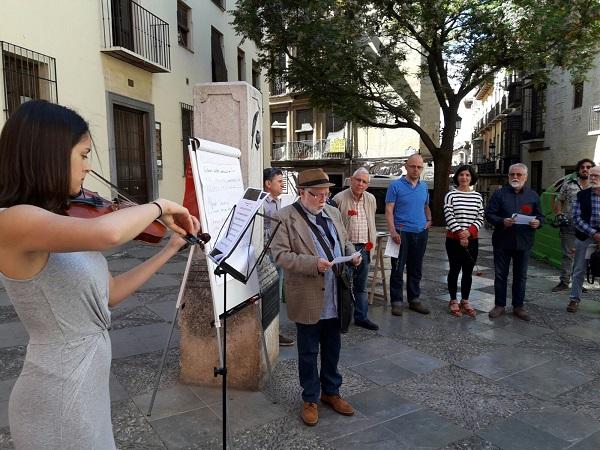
[509,173,526,178]
[589,174,600,178]
[306,190,330,200]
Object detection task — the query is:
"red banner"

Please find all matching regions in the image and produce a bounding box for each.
[182,159,200,220]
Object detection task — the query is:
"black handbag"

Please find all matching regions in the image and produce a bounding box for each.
[292,203,355,330]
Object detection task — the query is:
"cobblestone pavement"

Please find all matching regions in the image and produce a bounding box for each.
[2,227,600,449]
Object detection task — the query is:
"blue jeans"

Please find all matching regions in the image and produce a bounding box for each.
[352,244,370,322]
[390,229,428,304]
[296,318,342,403]
[570,237,594,302]
[493,247,529,307]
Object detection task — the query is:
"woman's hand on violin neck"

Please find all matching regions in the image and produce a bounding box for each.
[153,199,196,237]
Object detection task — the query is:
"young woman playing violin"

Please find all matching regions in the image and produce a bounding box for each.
[0,100,199,449]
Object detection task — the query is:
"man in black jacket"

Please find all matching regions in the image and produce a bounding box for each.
[566,165,600,313]
[485,163,543,321]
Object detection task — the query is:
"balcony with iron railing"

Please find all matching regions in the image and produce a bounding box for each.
[269,76,287,96]
[100,0,171,73]
[271,138,351,161]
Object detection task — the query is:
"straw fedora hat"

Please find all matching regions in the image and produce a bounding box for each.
[297,168,335,188]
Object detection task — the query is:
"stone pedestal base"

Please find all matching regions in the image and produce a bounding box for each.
[179,253,278,390]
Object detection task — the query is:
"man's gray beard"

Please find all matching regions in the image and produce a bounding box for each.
[305,205,324,215]
[591,181,599,189]
[510,180,522,188]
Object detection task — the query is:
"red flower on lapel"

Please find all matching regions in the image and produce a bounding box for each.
[365,242,374,251]
[520,204,533,215]
[348,209,358,216]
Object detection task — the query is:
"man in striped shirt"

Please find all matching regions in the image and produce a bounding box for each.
[567,165,600,313]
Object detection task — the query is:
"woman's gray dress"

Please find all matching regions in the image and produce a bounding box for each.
[0,251,116,449]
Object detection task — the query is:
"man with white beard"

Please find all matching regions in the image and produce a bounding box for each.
[485,163,543,321]
[566,165,600,313]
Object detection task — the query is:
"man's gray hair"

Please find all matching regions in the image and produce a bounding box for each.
[509,163,528,174]
[352,167,370,180]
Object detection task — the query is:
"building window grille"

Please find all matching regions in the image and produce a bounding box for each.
[211,27,227,82]
[1,42,58,118]
[573,81,584,109]
[211,0,225,9]
[180,102,194,174]
[237,48,246,81]
[177,1,191,49]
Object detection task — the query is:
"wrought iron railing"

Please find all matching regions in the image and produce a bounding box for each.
[271,138,351,161]
[269,76,287,96]
[100,0,171,71]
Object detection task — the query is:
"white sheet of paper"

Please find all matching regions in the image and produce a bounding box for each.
[332,251,361,265]
[384,236,400,258]
[512,213,536,225]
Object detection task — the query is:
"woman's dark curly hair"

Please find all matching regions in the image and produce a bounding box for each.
[452,164,477,186]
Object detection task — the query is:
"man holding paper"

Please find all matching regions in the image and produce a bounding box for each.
[271,168,361,426]
[385,154,432,316]
[333,167,379,331]
[485,163,543,321]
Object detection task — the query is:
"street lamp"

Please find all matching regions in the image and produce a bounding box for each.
[489,142,496,160]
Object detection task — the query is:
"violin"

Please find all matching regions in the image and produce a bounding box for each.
[67,171,210,248]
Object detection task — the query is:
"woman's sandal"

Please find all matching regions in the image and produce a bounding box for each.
[460,300,477,317]
[448,299,462,317]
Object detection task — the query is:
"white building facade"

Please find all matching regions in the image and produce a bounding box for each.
[0,0,268,202]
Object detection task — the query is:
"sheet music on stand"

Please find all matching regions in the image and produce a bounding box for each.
[209,187,269,283]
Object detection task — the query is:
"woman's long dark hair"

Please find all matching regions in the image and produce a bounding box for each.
[0,100,89,212]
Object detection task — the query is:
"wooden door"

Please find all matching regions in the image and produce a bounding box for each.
[114,105,149,204]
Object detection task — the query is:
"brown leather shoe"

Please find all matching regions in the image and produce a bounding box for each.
[488,306,505,319]
[320,394,354,416]
[567,300,579,313]
[512,306,531,322]
[301,402,318,426]
[391,303,403,316]
[408,301,430,314]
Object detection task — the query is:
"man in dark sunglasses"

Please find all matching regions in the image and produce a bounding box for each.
[553,158,595,292]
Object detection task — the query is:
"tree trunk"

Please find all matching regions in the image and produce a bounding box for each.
[431,149,452,226]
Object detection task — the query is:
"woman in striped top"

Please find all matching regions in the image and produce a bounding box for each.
[443,165,484,317]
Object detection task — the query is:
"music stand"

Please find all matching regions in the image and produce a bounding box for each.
[210,202,280,449]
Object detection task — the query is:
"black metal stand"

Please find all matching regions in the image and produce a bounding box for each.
[214,265,229,450]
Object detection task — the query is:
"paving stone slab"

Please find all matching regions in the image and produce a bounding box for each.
[110,306,165,330]
[473,327,529,345]
[561,319,600,344]
[349,357,416,386]
[347,386,421,422]
[0,380,15,403]
[313,406,379,441]
[384,347,448,374]
[457,347,551,381]
[478,416,570,450]
[500,359,595,400]
[0,323,28,349]
[148,406,221,448]
[109,322,179,359]
[0,400,7,429]
[109,373,130,402]
[515,404,600,444]
[339,336,411,367]
[383,408,471,449]
[111,399,166,449]
[388,365,540,432]
[0,292,11,307]
[134,384,207,421]
[568,430,600,450]
[330,423,407,449]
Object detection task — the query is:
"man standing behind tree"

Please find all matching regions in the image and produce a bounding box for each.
[486,163,542,321]
[566,165,600,313]
[333,167,379,331]
[263,167,295,346]
[552,158,594,292]
[385,154,432,317]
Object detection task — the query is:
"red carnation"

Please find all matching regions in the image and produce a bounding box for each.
[348,209,358,216]
[520,204,533,214]
[365,242,374,251]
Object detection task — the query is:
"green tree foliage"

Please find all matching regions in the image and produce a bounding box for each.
[233,0,600,223]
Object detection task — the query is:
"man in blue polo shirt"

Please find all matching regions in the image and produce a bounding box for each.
[385,154,432,316]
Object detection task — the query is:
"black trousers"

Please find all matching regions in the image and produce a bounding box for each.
[445,237,478,300]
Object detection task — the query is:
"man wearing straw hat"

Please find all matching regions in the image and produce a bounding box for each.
[271,168,361,426]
